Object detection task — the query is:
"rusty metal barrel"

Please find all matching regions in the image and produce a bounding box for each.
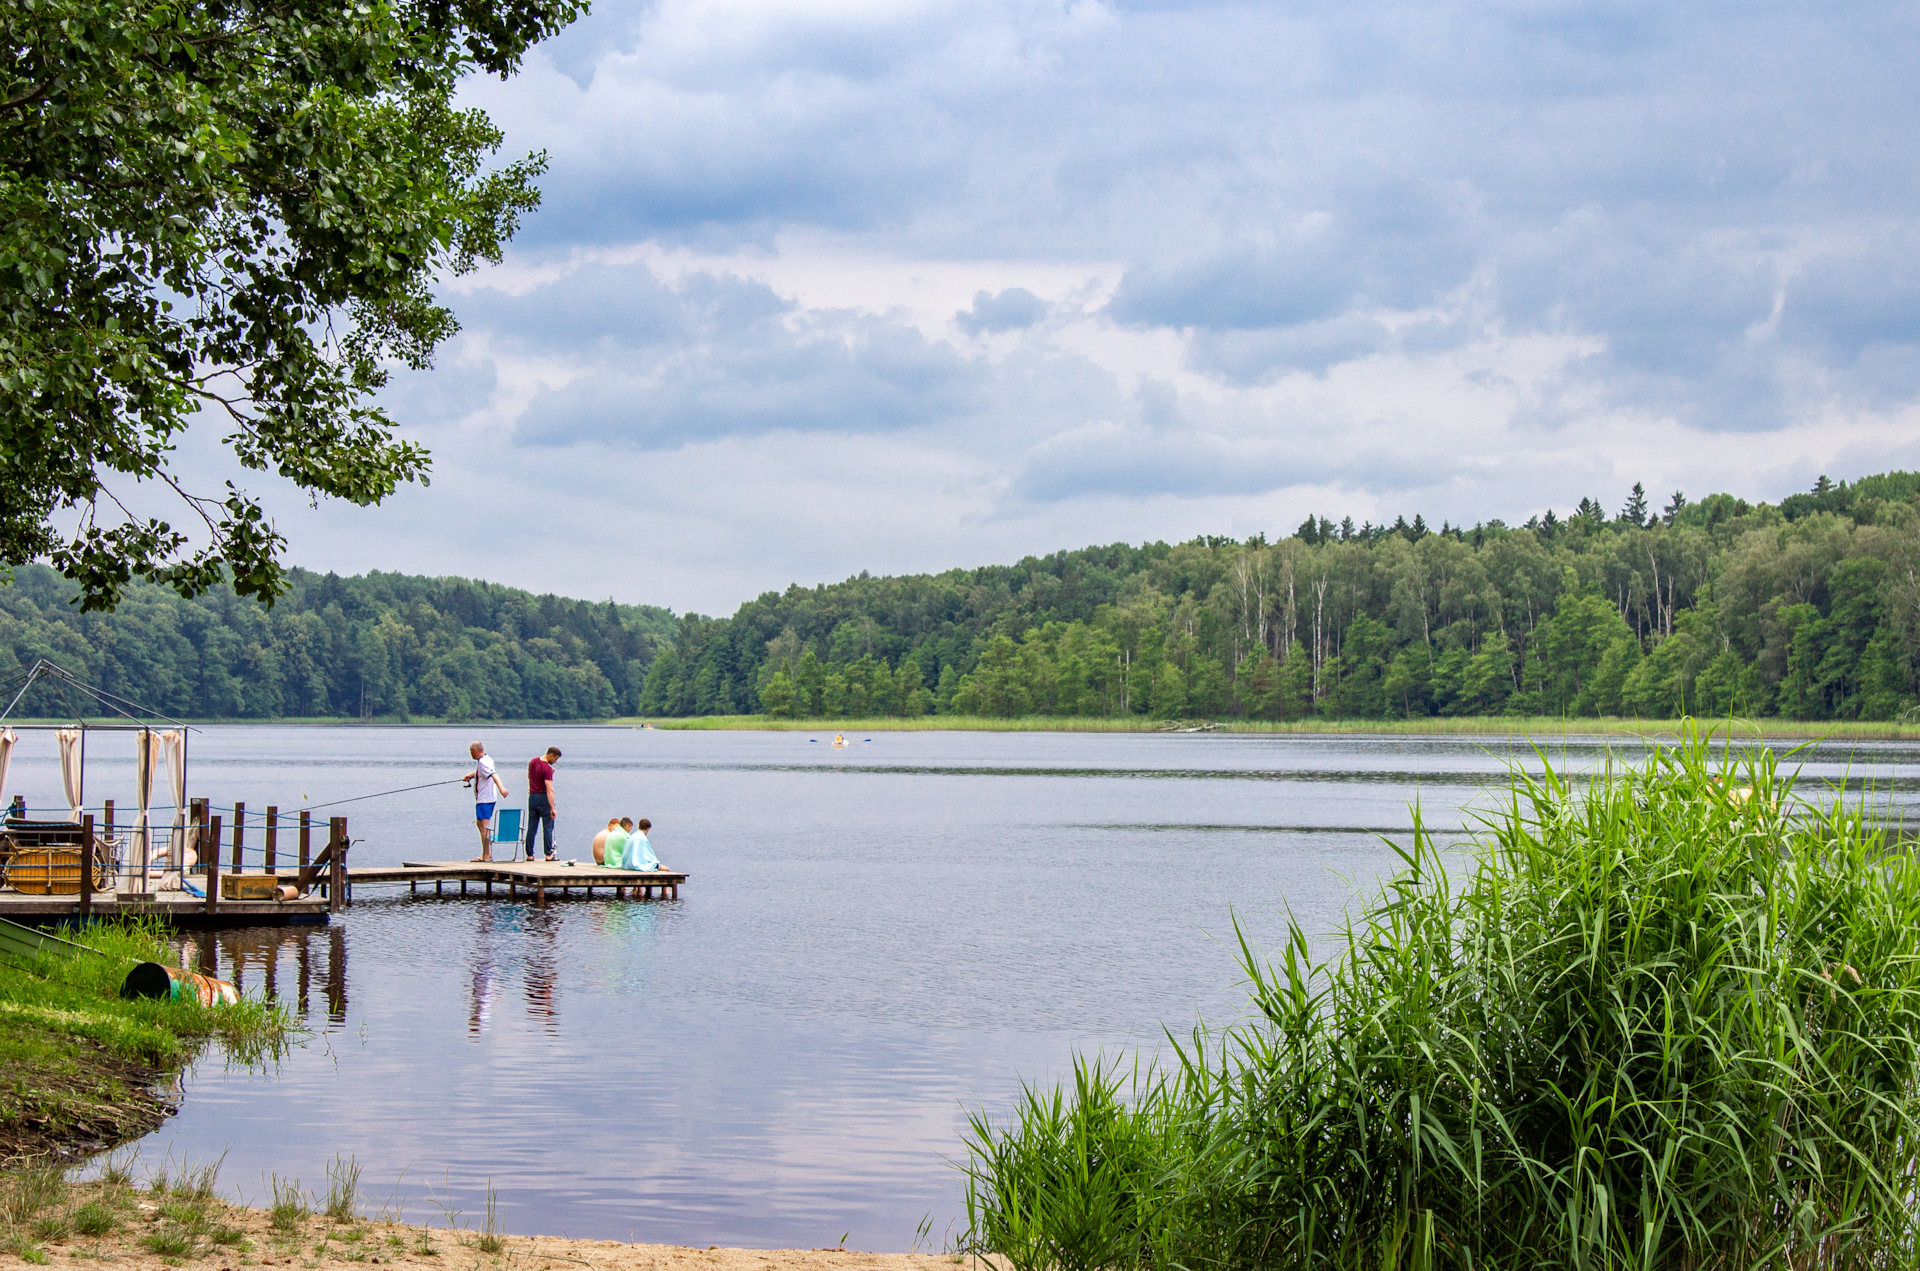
[121,961,240,1006]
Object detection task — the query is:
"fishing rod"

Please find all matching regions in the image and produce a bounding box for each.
[298,777,469,811]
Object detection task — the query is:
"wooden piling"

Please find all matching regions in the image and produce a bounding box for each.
[206,815,222,913]
[299,809,311,876]
[265,806,278,874]
[231,802,245,873]
[328,817,346,914]
[79,814,94,918]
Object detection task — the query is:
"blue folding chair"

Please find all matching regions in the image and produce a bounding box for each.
[493,807,523,856]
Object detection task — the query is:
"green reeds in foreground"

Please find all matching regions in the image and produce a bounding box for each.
[962,727,1920,1270]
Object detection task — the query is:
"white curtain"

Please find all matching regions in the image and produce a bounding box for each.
[56,728,82,822]
[0,728,15,813]
[134,729,156,892]
[162,729,188,887]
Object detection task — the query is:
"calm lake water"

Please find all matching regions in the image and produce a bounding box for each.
[8,727,1917,1250]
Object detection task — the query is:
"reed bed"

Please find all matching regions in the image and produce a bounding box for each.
[961,729,1920,1270]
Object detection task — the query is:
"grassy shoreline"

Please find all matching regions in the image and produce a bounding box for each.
[0,922,292,1172]
[614,714,1920,740]
[5,714,1917,740]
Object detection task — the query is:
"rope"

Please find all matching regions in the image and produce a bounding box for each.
[297,777,469,812]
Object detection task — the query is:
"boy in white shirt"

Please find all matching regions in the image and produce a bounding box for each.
[462,741,509,861]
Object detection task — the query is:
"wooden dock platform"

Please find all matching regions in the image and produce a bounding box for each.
[0,800,685,928]
[0,888,331,929]
[361,860,685,903]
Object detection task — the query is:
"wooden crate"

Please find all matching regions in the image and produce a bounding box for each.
[220,873,282,901]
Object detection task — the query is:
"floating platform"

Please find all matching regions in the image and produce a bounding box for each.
[360,860,685,903]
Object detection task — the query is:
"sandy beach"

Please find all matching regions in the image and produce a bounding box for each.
[6,1181,970,1271]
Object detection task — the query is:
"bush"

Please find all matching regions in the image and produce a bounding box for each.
[963,728,1920,1270]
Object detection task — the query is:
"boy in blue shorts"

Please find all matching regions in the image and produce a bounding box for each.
[462,741,509,861]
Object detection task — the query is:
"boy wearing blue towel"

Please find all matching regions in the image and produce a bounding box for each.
[623,818,662,870]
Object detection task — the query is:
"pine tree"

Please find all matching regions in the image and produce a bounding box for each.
[1621,482,1649,526]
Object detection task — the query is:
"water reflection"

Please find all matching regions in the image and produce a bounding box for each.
[124,728,1916,1252]
[179,925,347,1028]
[469,907,499,1036]
[522,909,559,1032]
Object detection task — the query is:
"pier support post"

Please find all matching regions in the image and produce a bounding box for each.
[206,816,222,914]
[79,814,93,919]
[265,807,278,876]
[328,817,346,914]
[231,802,245,875]
[188,799,207,879]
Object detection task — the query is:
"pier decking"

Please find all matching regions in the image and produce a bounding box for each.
[2,793,686,928]
[0,889,332,928]
[366,860,685,903]
[0,861,685,925]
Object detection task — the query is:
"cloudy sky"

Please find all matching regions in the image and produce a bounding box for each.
[242,0,1920,614]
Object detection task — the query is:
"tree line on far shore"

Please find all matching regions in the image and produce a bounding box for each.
[0,566,673,720]
[2,471,1916,723]
[641,471,1920,723]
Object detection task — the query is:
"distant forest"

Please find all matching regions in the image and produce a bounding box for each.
[2,471,1917,722]
[0,567,676,720]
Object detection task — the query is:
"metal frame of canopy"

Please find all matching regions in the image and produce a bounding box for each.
[0,659,196,895]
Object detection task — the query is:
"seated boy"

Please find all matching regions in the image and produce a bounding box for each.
[621,817,664,871]
[602,819,629,869]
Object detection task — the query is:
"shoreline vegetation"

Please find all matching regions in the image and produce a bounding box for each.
[3,471,1917,732]
[616,713,1920,739]
[7,714,1920,741]
[961,728,1920,1269]
[0,922,293,1173]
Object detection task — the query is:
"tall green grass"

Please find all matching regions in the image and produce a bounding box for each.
[961,729,1920,1270]
[0,918,296,1068]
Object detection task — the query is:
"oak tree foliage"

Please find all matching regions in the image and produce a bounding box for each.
[0,0,584,610]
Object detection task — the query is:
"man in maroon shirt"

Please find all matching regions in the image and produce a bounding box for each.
[524,746,561,860]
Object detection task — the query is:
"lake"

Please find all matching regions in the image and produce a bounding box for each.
[8,726,1915,1250]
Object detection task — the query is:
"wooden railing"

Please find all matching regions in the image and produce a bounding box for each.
[183,801,351,914]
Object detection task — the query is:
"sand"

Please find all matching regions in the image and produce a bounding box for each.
[10,1181,971,1271]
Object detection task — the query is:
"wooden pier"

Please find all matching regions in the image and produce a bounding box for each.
[3,791,687,928]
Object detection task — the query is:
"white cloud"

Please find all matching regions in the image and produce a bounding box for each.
[205,0,1920,612]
